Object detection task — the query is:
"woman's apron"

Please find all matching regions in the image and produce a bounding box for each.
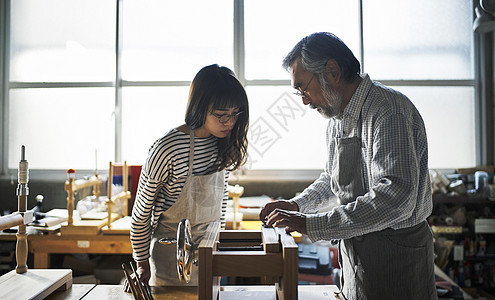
[331,117,437,300]
[149,130,225,286]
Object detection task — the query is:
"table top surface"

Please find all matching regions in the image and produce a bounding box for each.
[46,284,340,300]
[1,221,302,243]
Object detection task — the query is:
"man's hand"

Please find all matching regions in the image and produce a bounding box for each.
[259,199,299,222]
[123,259,151,293]
[266,208,307,235]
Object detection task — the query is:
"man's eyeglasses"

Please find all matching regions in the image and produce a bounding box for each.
[211,111,243,123]
[294,74,315,98]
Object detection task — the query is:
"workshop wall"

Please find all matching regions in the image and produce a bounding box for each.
[0,178,68,214]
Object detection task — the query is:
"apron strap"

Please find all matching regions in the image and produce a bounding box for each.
[188,129,195,176]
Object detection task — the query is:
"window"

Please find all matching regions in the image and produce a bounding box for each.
[2,0,476,175]
[362,0,475,168]
[8,0,116,171]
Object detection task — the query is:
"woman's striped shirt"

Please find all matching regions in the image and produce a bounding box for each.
[131,128,228,262]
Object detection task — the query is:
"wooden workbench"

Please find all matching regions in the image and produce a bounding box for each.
[45,284,340,299]
[0,231,132,269]
[1,222,301,271]
[28,233,132,268]
[2,224,300,270]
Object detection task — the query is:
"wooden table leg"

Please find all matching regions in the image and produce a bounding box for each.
[34,252,50,269]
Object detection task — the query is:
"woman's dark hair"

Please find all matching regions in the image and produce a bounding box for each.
[185,64,249,171]
[282,32,361,84]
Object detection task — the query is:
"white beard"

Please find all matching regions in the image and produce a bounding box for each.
[312,82,343,119]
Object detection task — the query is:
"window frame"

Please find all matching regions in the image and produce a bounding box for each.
[0,0,486,181]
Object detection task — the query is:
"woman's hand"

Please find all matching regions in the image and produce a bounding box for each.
[123,260,151,293]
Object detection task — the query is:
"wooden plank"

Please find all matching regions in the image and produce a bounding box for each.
[30,233,132,268]
[241,221,303,243]
[30,234,132,254]
[212,251,282,277]
[34,252,50,269]
[29,232,131,242]
[48,284,338,300]
[217,240,263,249]
[199,243,213,300]
[218,229,262,250]
[101,216,131,235]
[0,269,72,300]
[0,213,23,230]
[151,286,198,300]
[219,230,260,240]
[276,227,297,249]
[198,222,221,300]
[47,284,199,300]
[80,284,134,299]
[219,288,275,300]
[45,283,96,300]
[220,285,339,300]
[276,228,298,300]
[30,238,132,254]
[279,246,298,300]
[199,222,221,249]
[59,213,120,235]
[71,176,100,191]
[262,226,280,253]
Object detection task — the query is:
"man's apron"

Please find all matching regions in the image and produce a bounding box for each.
[149,129,225,286]
[332,118,437,300]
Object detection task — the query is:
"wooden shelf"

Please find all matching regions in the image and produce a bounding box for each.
[431,225,463,235]
[433,194,494,205]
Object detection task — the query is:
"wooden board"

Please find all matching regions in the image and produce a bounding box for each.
[0,269,72,300]
[81,285,134,299]
[262,226,280,253]
[212,251,282,277]
[220,285,339,300]
[43,284,339,300]
[199,222,221,300]
[49,284,199,300]
[29,233,132,254]
[241,221,303,243]
[276,227,298,300]
[59,213,120,235]
[101,216,131,235]
[89,285,198,300]
[219,230,260,240]
[29,233,132,269]
[45,283,96,300]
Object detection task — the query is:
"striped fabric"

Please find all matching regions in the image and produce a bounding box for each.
[292,74,433,242]
[131,129,228,262]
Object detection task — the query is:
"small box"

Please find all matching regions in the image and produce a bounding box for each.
[474,218,495,234]
[453,245,464,261]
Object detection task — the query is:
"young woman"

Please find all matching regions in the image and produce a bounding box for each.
[127,64,249,288]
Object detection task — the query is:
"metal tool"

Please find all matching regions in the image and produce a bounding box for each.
[122,262,154,300]
[130,261,153,300]
[122,263,140,300]
[159,218,198,283]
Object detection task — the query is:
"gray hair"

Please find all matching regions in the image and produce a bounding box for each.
[282,32,361,84]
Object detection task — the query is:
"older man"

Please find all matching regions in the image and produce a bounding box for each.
[260,32,437,300]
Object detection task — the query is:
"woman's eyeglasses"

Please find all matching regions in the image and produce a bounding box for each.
[211,111,243,123]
